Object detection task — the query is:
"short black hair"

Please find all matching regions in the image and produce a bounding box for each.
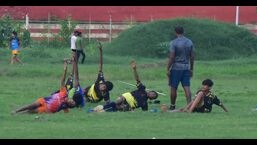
[67,102,76,109]
[202,79,214,87]
[73,93,84,108]
[174,26,184,34]
[150,91,158,100]
[74,30,80,35]
[12,31,17,36]
[105,81,113,91]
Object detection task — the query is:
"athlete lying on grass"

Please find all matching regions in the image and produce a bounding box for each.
[13,60,76,114]
[51,54,85,109]
[84,42,113,105]
[92,60,158,112]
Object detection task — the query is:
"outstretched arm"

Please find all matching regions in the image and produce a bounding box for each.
[98,41,103,73]
[72,53,79,88]
[61,61,68,87]
[95,71,104,83]
[130,60,140,84]
[70,58,74,81]
[213,96,228,113]
[220,103,228,112]
[95,42,106,84]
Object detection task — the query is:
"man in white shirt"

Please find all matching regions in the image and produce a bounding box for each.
[71,31,79,58]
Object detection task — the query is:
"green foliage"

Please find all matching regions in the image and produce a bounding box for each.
[58,16,77,46]
[84,38,100,56]
[105,18,257,60]
[0,15,22,48]
[21,30,31,48]
[48,34,64,48]
[30,16,78,49]
[155,41,170,57]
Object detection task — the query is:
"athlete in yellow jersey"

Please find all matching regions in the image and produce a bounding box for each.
[84,71,113,104]
[100,60,158,112]
[83,42,113,105]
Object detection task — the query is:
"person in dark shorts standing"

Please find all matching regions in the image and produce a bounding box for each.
[167,26,195,110]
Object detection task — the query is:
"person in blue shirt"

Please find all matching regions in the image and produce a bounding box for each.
[10,31,24,65]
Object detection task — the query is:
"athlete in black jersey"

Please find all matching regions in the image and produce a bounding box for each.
[171,79,228,113]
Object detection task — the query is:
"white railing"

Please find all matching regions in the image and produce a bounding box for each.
[25,21,137,41]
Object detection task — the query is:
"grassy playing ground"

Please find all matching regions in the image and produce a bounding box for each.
[0,46,257,138]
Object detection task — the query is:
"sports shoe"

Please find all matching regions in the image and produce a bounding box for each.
[93,105,105,112]
[11,110,17,115]
[153,100,160,104]
[161,104,168,112]
[169,104,176,110]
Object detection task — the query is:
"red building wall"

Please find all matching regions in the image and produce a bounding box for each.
[0,6,257,24]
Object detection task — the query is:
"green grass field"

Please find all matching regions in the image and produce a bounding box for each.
[0,47,257,139]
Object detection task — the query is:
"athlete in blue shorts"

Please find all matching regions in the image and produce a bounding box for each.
[167,26,195,110]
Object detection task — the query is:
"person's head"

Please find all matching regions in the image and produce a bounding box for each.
[78,31,82,37]
[201,79,214,91]
[174,26,184,35]
[73,30,79,36]
[12,31,17,37]
[67,99,76,108]
[147,91,158,100]
[72,93,84,108]
[99,81,113,92]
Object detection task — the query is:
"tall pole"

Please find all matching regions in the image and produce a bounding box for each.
[25,14,29,30]
[150,15,153,22]
[109,13,112,42]
[48,12,50,45]
[88,14,91,42]
[130,14,133,25]
[235,6,240,26]
[68,19,71,30]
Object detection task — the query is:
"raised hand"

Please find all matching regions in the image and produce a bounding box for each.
[98,41,103,73]
[130,60,140,83]
[63,60,68,70]
[130,60,137,70]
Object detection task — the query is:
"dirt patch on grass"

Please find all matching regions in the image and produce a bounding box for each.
[139,62,166,69]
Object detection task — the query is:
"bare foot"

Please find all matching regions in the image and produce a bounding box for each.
[11,110,17,115]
